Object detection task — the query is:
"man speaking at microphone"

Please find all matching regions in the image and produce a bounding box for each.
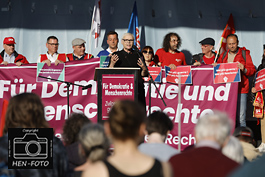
[108,33,148,108]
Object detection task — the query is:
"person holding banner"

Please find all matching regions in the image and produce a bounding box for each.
[67,38,93,61]
[251,47,265,153]
[155,32,186,70]
[37,36,67,66]
[109,33,148,108]
[192,37,216,66]
[0,37,29,66]
[216,34,256,127]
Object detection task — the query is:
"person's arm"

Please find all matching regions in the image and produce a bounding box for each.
[109,54,119,68]
[244,50,256,77]
[137,58,148,77]
[182,54,187,65]
[161,161,173,177]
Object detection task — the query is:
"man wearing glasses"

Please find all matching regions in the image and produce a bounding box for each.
[192,37,216,66]
[108,33,148,108]
[37,36,66,66]
[0,37,29,66]
[155,32,186,70]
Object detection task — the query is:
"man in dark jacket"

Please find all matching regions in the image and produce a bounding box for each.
[0,37,29,66]
[192,37,216,66]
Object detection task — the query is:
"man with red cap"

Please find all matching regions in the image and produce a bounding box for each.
[0,37,29,66]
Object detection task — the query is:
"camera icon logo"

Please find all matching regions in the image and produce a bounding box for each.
[13,133,48,159]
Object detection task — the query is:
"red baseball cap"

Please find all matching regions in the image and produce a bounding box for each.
[3,37,16,45]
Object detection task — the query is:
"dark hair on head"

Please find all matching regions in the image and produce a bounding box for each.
[227,34,238,43]
[108,100,146,141]
[146,111,173,137]
[63,112,91,145]
[4,93,50,134]
[107,31,118,38]
[47,36,58,43]
[163,32,182,52]
[142,46,154,61]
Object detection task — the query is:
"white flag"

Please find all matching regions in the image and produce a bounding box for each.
[91,0,101,48]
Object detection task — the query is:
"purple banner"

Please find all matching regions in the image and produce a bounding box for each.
[0,62,238,150]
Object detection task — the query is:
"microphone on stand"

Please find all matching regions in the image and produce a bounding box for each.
[82,84,92,90]
[132,45,145,64]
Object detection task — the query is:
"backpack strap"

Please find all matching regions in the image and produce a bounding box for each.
[222,51,227,62]
[242,50,246,61]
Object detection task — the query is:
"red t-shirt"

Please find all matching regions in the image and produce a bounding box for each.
[155,48,186,66]
[203,55,215,64]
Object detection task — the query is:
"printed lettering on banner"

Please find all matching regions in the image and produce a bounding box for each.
[0,62,238,150]
[101,74,135,120]
[213,63,241,84]
[165,65,192,84]
[254,68,265,92]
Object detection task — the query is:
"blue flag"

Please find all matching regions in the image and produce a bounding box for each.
[128,1,140,49]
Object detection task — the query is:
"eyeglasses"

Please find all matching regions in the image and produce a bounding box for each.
[48,43,59,46]
[142,51,153,54]
[122,39,134,42]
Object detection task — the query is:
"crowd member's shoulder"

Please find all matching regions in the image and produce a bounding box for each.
[161,161,173,177]
[81,161,108,177]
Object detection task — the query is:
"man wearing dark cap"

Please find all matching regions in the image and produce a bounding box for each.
[67,38,93,61]
[192,37,216,66]
[233,126,262,161]
[0,37,29,66]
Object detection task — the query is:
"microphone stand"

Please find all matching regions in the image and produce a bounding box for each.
[132,46,167,115]
[38,75,91,118]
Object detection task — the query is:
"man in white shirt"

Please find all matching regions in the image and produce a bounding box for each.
[37,36,66,66]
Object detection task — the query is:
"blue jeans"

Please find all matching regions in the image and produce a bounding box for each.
[236,93,247,127]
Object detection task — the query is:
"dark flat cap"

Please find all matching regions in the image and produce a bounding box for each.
[233,126,254,138]
[199,37,215,46]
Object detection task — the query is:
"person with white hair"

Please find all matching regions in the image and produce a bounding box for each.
[169,112,239,177]
[108,33,148,108]
[222,136,244,164]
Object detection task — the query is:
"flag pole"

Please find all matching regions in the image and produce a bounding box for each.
[88,2,96,55]
[88,18,93,55]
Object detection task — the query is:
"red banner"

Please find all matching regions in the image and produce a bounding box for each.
[0,61,238,150]
[213,63,241,84]
[102,74,135,120]
[254,68,265,92]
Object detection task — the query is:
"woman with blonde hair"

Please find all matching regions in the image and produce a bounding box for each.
[82,100,172,177]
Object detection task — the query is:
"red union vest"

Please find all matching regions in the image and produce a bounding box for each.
[66,53,93,61]
[40,53,66,62]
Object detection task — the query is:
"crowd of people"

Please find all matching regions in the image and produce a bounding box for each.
[1,30,265,176]
[0,93,265,177]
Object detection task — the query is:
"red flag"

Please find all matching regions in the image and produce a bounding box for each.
[91,0,101,48]
[215,14,235,59]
